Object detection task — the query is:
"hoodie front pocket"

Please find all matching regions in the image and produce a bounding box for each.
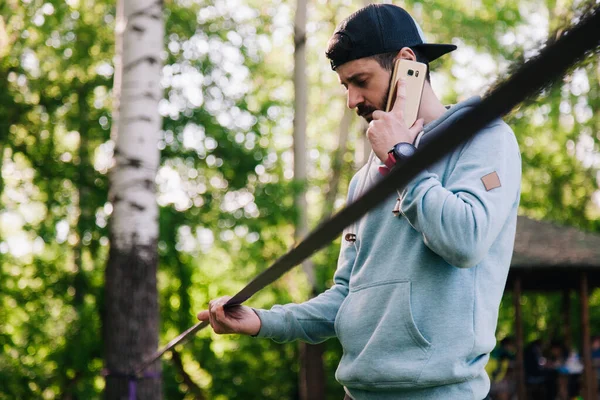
[335,280,433,388]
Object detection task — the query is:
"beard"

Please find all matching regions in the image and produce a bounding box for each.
[356,82,390,122]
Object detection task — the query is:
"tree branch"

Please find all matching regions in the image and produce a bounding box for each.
[170,349,206,400]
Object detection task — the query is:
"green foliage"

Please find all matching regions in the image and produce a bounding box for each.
[0,0,599,399]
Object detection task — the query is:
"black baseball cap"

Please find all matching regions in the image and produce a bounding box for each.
[326,4,457,70]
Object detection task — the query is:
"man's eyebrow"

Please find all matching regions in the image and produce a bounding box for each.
[340,72,370,85]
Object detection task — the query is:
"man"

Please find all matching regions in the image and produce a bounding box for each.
[486,337,516,400]
[198,4,522,399]
[591,335,600,395]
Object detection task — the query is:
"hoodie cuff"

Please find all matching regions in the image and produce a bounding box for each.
[251,308,283,339]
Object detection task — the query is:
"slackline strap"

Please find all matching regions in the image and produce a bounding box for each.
[103,370,161,400]
[135,5,600,376]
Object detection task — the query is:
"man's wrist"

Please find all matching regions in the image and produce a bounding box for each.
[249,308,262,337]
[390,142,416,163]
[384,151,397,169]
[379,142,415,176]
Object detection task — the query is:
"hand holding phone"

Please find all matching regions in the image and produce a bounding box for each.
[365,58,426,162]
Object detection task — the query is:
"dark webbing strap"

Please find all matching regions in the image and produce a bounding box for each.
[136,6,600,376]
[103,369,161,400]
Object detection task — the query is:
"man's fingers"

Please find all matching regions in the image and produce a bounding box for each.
[208,299,223,330]
[208,303,217,329]
[197,310,209,321]
[392,78,406,120]
[371,110,385,120]
[409,118,424,135]
[215,301,227,322]
[206,296,234,334]
[212,296,231,322]
[366,121,377,141]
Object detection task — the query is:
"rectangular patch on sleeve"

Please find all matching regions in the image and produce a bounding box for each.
[481,171,501,191]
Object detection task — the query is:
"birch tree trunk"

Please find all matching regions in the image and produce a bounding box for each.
[293,1,327,399]
[104,0,163,398]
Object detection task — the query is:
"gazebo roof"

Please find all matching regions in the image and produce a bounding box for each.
[506,216,600,291]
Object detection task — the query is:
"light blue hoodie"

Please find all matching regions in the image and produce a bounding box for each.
[255,97,522,400]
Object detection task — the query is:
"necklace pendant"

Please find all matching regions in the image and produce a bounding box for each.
[392,198,401,216]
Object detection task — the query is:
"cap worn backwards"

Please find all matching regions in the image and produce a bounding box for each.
[326,4,457,70]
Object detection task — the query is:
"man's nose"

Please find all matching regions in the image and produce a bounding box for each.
[347,87,364,110]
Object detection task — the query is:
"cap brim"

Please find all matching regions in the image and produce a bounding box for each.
[412,43,457,62]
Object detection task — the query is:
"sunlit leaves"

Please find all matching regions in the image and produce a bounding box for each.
[1,0,599,398]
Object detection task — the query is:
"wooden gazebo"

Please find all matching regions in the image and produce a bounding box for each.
[506,216,600,399]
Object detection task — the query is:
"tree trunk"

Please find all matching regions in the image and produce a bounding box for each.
[293,0,312,285]
[323,107,352,218]
[299,342,326,400]
[292,1,326,399]
[104,0,163,398]
[355,119,371,169]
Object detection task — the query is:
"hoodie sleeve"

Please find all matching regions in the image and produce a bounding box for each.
[399,120,521,269]
[253,175,360,344]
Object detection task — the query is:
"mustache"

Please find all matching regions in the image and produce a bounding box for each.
[357,104,378,118]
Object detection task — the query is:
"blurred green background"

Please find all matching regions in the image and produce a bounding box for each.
[0,0,599,398]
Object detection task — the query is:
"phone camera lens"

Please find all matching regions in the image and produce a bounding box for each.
[407,69,414,76]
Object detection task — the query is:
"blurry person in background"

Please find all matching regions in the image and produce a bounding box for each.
[486,337,516,400]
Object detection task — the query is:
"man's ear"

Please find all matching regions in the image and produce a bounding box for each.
[394,47,417,62]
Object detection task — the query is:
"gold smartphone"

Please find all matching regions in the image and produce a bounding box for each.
[385,59,427,127]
